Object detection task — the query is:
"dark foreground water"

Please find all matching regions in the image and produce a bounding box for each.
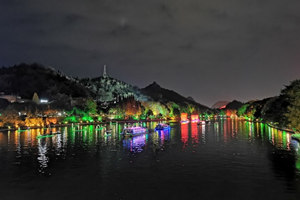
[0,119,300,200]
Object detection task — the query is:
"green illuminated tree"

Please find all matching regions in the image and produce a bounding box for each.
[108,106,125,119]
[219,110,225,116]
[187,104,195,114]
[85,99,97,115]
[166,102,180,118]
[237,104,248,117]
[141,101,168,118]
[246,107,256,120]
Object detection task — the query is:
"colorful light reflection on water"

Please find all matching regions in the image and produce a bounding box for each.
[0,119,300,199]
[0,120,297,170]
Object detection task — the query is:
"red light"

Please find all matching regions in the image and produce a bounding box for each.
[181,113,188,121]
[191,122,198,144]
[191,115,199,123]
[181,123,188,147]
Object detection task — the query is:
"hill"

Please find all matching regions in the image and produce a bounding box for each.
[225,100,244,110]
[0,63,210,114]
[141,82,209,111]
[0,63,93,100]
[80,76,148,103]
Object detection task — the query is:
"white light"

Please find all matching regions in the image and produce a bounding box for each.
[40,99,48,103]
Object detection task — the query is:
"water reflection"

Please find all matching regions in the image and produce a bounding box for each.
[200,123,206,144]
[157,128,170,144]
[294,142,300,172]
[191,122,198,144]
[37,139,48,172]
[0,119,299,176]
[123,134,146,153]
[181,123,188,148]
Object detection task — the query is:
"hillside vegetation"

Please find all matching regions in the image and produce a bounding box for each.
[0,63,93,100]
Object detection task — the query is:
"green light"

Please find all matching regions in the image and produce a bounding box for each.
[64,107,95,123]
[64,115,78,123]
[132,115,140,120]
[82,115,94,123]
[296,156,300,171]
[17,129,28,133]
[36,134,55,139]
[238,104,248,117]
[282,131,287,149]
[292,134,300,141]
[95,126,103,131]
[89,125,94,133]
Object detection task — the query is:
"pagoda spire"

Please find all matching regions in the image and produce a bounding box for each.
[103,65,108,78]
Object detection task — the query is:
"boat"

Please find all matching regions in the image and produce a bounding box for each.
[122,127,147,136]
[155,123,170,131]
[36,131,61,139]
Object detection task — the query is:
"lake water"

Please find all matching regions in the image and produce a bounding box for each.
[0,119,300,200]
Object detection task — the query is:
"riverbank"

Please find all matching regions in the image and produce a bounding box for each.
[0,118,297,136]
[266,123,295,134]
[0,118,166,132]
[240,117,295,134]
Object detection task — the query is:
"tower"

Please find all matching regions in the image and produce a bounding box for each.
[32,92,40,104]
[103,65,107,78]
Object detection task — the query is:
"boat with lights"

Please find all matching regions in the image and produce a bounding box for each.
[122,126,147,136]
[155,123,170,131]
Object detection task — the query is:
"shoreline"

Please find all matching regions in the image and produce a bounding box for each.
[266,123,295,134]
[0,118,296,134]
[0,118,167,132]
[241,118,295,134]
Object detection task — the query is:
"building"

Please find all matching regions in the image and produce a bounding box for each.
[0,94,21,103]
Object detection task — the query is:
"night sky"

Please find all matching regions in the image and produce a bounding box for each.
[1,0,300,106]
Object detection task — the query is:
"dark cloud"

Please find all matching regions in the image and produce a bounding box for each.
[1,0,300,106]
